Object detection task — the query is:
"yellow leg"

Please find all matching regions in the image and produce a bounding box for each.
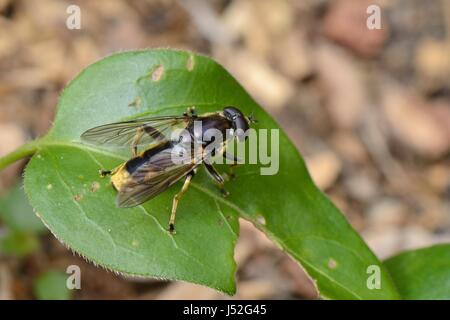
[183,106,196,117]
[229,163,240,180]
[169,172,194,234]
[131,127,144,156]
[204,163,229,196]
[223,151,240,179]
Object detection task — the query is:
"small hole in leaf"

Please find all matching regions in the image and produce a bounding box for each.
[186,55,195,71]
[128,96,141,108]
[256,215,266,225]
[328,258,338,269]
[90,181,100,192]
[73,194,83,202]
[151,65,164,81]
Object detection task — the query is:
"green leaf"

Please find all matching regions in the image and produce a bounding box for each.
[0,230,40,257]
[0,181,46,233]
[33,271,72,300]
[10,49,398,298]
[384,244,450,299]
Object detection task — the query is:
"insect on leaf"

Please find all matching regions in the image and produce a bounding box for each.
[20,49,400,298]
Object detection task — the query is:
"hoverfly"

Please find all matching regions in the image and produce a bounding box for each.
[81,106,254,234]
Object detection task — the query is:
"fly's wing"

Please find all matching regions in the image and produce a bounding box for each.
[80,116,190,148]
[116,146,199,208]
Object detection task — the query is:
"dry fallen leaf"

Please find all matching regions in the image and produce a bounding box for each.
[414,39,450,93]
[382,85,450,159]
[154,282,222,300]
[316,42,368,129]
[215,48,295,111]
[321,0,389,58]
[305,149,342,190]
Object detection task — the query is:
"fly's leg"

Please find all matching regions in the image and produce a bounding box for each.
[229,164,239,180]
[169,170,195,234]
[223,152,241,179]
[131,127,144,156]
[204,163,229,197]
[183,106,197,117]
[100,170,111,177]
[99,165,121,177]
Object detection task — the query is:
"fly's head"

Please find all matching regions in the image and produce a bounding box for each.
[223,106,253,142]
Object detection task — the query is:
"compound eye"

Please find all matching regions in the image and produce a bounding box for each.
[224,106,241,120]
[233,117,249,142]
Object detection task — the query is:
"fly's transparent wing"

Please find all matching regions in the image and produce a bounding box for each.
[116,164,196,207]
[116,144,200,208]
[80,116,190,148]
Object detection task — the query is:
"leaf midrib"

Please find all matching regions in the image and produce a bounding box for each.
[36,139,368,299]
[39,142,233,291]
[191,181,363,300]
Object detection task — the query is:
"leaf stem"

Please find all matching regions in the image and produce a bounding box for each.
[0,140,40,170]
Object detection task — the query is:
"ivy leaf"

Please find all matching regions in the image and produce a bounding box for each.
[0,181,44,257]
[2,49,399,298]
[0,230,39,257]
[0,181,46,233]
[384,244,450,299]
[33,271,72,300]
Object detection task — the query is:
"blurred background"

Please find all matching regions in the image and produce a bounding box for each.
[0,0,449,299]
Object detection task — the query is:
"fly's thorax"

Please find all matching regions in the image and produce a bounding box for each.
[189,114,233,146]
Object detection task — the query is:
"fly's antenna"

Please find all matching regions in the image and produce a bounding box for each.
[247,112,258,124]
